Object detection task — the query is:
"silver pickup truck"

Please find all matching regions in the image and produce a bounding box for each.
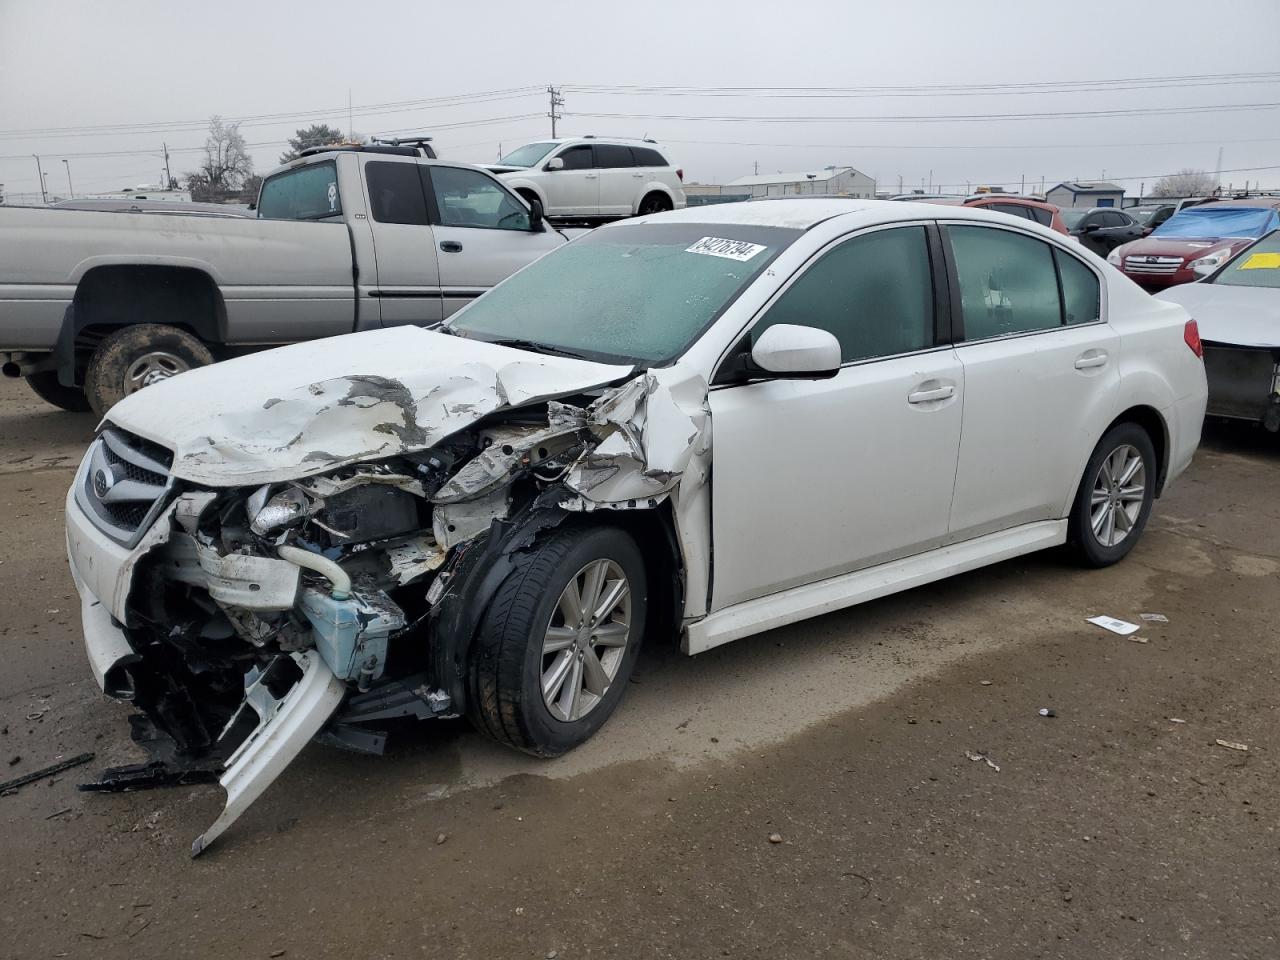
[0,145,567,415]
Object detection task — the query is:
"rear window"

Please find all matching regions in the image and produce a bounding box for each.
[258,161,341,221]
[594,144,635,168]
[1213,231,1280,289]
[632,146,668,167]
[365,161,428,225]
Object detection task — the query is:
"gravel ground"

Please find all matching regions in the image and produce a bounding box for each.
[0,374,1276,960]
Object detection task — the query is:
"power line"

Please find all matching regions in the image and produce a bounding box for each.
[0,86,545,141]
[568,101,1280,125]
[663,135,1280,151]
[565,73,1280,100]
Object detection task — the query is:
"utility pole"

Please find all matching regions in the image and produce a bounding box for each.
[162,142,172,189]
[754,160,759,176]
[348,89,354,141]
[1020,174,1025,195]
[62,159,73,198]
[33,155,47,204]
[547,85,564,138]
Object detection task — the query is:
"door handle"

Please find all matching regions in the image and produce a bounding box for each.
[907,384,955,404]
[440,240,463,253]
[1074,352,1108,370]
[632,173,644,178]
[585,174,598,179]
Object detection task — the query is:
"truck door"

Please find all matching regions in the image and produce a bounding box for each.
[422,165,565,317]
[362,159,443,327]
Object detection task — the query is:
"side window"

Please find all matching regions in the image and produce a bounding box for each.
[1056,251,1101,325]
[594,144,635,168]
[557,145,594,170]
[949,225,1061,340]
[365,161,428,225]
[427,166,530,231]
[752,226,935,363]
[1027,206,1053,226]
[1100,211,1126,227]
[632,146,668,167]
[257,162,341,220]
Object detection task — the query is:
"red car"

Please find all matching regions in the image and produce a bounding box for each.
[922,195,1069,235]
[1108,198,1280,289]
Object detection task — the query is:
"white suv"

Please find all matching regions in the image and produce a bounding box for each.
[488,137,686,220]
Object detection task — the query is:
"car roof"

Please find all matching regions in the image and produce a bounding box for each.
[1188,197,1280,209]
[620,197,1058,232]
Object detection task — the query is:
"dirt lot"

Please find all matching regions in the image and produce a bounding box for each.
[0,374,1276,960]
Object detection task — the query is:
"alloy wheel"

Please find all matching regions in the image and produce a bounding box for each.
[541,558,632,722]
[1090,444,1146,548]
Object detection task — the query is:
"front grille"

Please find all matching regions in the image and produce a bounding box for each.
[76,427,175,546]
[1123,255,1183,276]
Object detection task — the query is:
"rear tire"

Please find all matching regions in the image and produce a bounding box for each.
[84,324,213,417]
[467,525,647,757]
[25,371,91,412]
[637,192,672,216]
[1067,422,1157,567]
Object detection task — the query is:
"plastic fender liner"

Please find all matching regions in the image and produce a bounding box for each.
[427,503,571,711]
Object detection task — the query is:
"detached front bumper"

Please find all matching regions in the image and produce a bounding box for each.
[65,481,347,856]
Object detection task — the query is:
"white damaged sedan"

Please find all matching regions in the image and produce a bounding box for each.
[66,199,1207,854]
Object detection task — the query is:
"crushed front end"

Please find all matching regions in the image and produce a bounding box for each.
[65,366,710,855]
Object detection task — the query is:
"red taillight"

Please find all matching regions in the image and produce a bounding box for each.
[1184,319,1203,358]
[676,168,684,182]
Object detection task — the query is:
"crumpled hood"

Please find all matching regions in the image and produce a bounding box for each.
[104,327,634,486]
[1156,283,1280,348]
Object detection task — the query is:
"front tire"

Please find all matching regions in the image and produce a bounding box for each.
[467,525,647,757]
[1067,422,1157,567]
[25,371,91,412]
[84,323,213,417]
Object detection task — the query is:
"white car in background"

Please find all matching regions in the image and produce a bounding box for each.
[67,199,1205,854]
[487,137,686,220]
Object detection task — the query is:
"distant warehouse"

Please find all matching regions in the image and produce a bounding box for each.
[727,166,877,199]
[1046,181,1125,209]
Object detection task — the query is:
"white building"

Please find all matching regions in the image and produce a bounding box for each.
[727,166,876,199]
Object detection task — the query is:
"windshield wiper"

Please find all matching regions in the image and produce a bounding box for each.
[480,337,596,361]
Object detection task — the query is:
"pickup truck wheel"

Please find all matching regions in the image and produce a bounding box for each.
[85,323,214,416]
[467,525,647,757]
[24,371,91,412]
[638,192,672,216]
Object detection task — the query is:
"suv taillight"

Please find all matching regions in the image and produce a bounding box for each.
[1184,319,1203,358]
[676,168,684,182]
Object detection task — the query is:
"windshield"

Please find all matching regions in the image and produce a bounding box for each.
[498,142,559,168]
[1213,231,1280,289]
[1060,209,1091,228]
[1152,206,1279,240]
[445,223,799,364]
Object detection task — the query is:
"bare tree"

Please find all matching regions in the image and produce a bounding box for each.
[184,116,254,202]
[279,124,347,164]
[1149,168,1218,198]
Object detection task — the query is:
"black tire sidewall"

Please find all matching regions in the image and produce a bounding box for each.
[511,527,647,756]
[639,193,671,215]
[1071,423,1157,567]
[84,324,213,417]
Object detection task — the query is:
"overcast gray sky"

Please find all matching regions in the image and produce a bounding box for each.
[3,0,1279,201]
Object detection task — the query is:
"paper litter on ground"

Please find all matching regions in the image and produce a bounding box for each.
[1086,615,1141,636]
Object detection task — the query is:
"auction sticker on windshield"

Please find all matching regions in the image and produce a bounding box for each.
[686,237,768,261]
[1239,252,1280,270]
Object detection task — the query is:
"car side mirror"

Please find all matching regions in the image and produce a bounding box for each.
[544,157,564,172]
[528,197,546,232]
[1082,223,1101,233]
[750,324,842,379]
